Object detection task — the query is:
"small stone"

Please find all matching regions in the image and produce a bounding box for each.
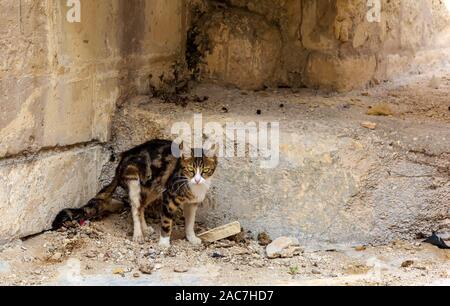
[211,251,226,259]
[133,272,141,278]
[361,122,377,130]
[138,260,155,275]
[174,267,189,273]
[258,232,272,246]
[113,268,125,276]
[84,250,97,259]
[311,269,321,275]
[401,260,414,268]
[266,237,301,259]
[50,252,63,262]
[355,246,367,251]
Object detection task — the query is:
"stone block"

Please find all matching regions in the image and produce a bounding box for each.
[0,146,108,243]
[304,53,377,92]
[200,9,282,90]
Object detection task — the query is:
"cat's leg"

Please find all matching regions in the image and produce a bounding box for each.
[139,183,164,238]
[139,207,154,237]
[183,203,202,245]
[128,179,144,243]
[159,196,179,249]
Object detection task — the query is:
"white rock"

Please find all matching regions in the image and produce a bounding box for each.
[266,237,301,259]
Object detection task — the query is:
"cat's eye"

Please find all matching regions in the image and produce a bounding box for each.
[203,168,210,174]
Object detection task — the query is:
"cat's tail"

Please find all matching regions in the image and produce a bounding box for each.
[52,173,124,229]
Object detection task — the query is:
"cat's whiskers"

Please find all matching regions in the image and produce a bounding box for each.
[174,181,188,193]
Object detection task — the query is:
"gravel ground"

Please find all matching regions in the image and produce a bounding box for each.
[0,212,448,286]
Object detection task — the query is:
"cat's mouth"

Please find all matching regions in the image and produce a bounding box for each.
[191,178,203,185]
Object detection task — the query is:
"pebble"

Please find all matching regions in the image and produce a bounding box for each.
[84,250,97,259]
[50,252,63,262]
[361,122,377,130]
[266,237,302,259]
[113,268,125,276]
[138,260,155,275]
[355,246,367,252]
[174,267,189,273]
[212,251,226,259]
[257,232,272,246]
[401,260,414,268]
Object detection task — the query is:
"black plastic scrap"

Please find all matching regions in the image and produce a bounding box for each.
[423,232,450,249]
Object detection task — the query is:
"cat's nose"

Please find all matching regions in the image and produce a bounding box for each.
[195,178,201,184]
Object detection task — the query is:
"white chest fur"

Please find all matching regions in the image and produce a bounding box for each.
[188,179,211,203]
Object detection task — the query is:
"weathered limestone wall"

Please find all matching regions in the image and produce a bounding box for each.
[0,0,186,243]
[192,0,450,91]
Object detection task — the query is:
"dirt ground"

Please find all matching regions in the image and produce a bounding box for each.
[0,68,449,286]
[0,212,448,286]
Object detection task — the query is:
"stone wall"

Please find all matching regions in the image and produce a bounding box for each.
[192,0,450,91]
[0,0,186,243]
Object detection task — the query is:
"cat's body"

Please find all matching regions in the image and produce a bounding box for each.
[53,139,218,248]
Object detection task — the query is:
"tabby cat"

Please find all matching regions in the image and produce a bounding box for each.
[52,139,218,248]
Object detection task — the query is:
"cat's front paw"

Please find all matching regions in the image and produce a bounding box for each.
[158,236,171,249]
[142,225,155,237]
[187,235,202,246]
[133,234,145,244]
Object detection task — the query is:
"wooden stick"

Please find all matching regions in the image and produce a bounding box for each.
[198,221,242,243]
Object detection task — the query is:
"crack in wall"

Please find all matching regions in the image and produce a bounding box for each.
[0,141,106,167]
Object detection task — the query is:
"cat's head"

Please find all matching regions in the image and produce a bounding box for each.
[180,145,218,185]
